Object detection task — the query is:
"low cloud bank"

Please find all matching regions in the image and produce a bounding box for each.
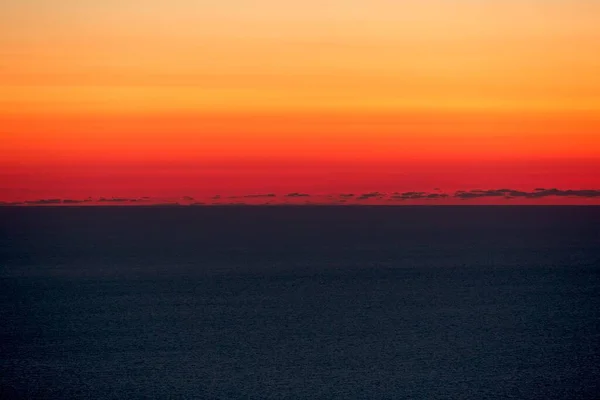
[8,188,600,206]
[455,188,600,199]
[286,192,310,197]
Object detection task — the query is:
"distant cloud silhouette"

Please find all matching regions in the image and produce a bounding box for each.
[62,199,87,204]
[529,188,600,198]
[454,188,600,199]
[0,201,21,206]
[357,192,384,200]
[390,192,449,200]
[243,193,276,198]
[454,189,525,199]
[98,197,134,202]
[286,192,310,197]
[24,199,62,205]
[9,188,600,207]
[399,191,426,199]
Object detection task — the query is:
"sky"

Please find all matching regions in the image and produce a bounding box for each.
[1,0,599,205]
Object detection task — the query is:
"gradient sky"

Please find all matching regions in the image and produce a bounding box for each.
[1,0,599,204]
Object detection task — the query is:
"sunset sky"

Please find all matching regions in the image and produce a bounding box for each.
[1,0,599,204]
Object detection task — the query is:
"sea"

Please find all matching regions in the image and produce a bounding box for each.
[1,206,599,399]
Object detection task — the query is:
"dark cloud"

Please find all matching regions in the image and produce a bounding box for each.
[454,189,600,199]
[286,192,310,197]
[24,199,62,205]
[402,191,427,199]
[12,188,599,207]
[529,189,600,198]
[455,189,522,199]
[357,192,384,200]
[98,197,134,202]
[427,193,449,199]
[243,193,276,198]
[390,192,448,200]
[0,201,22,206]
[62,199,87,204]
[225,193,276,200]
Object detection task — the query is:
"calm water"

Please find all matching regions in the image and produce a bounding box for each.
[1,206,599,399]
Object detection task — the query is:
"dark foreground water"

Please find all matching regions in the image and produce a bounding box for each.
[1,206,599,399]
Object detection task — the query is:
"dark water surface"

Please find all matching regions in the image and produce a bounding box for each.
[1,206,599,399]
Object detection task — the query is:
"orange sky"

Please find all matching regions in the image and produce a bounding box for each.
[1,0,599,204]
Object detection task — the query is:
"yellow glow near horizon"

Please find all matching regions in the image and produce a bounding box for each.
[2,1,599,113]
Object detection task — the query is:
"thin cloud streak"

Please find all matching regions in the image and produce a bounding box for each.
[6,188,600,206]
[454,188,600,199]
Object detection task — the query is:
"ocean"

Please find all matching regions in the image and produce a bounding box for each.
[1,206,599,399]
